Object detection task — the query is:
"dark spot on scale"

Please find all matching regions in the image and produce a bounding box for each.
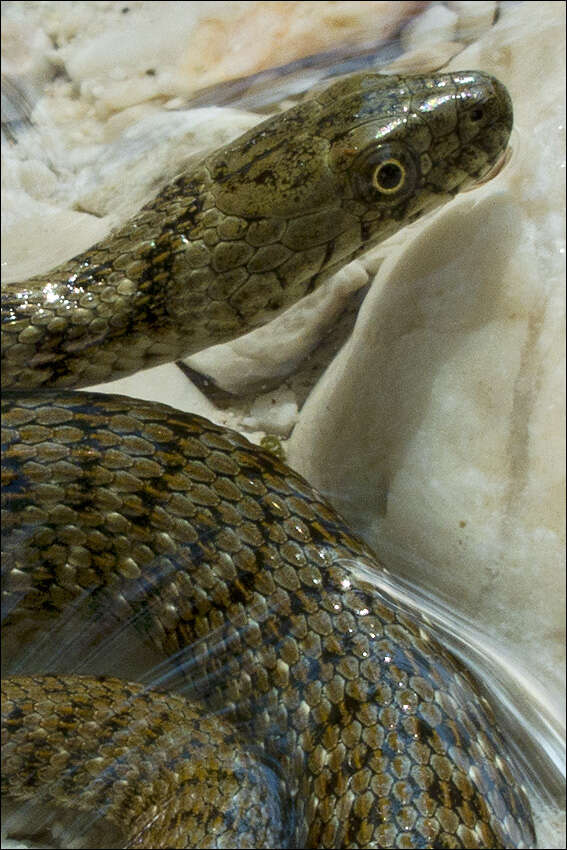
[344,691,362,716]
[252,170,277,187]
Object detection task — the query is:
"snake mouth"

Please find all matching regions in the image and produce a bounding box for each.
[463,146,512,191]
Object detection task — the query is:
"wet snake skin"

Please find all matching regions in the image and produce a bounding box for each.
[2,73,536,848]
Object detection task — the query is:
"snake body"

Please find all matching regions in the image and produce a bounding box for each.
[1,73,536,848]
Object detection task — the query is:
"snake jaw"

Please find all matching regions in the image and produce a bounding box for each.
[470,146,513,187]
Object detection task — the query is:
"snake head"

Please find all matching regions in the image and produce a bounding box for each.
[207,71,512,261]
[324,71,513,231]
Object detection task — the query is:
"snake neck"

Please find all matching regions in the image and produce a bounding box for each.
[1,154,368,390]
[1,170,218,389]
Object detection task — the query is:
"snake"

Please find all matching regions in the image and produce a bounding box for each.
[1,71,537,849]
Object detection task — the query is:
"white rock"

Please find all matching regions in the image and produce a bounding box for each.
[448,1,496,42]
[243,388,299,436]
[84,362,220,422]
[401,3,459,51]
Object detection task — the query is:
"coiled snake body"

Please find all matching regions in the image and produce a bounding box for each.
[1,73,536,848]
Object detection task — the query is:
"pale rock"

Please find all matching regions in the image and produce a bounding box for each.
[448,1,497,42]
[243,388,299,436]
[84,362,219,422]
[401,3,459,50]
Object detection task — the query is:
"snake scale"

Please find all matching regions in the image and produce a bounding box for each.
[1,72,536,848]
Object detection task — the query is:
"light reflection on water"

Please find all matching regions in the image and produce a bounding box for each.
[345,550,566,847]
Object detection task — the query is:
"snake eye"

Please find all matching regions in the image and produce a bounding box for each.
[372,159,406,194]
[351,142,418,205]
[469,107,484,122]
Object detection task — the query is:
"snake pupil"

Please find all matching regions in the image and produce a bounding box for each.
[374,160,404,192]
[470,107,484,122]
